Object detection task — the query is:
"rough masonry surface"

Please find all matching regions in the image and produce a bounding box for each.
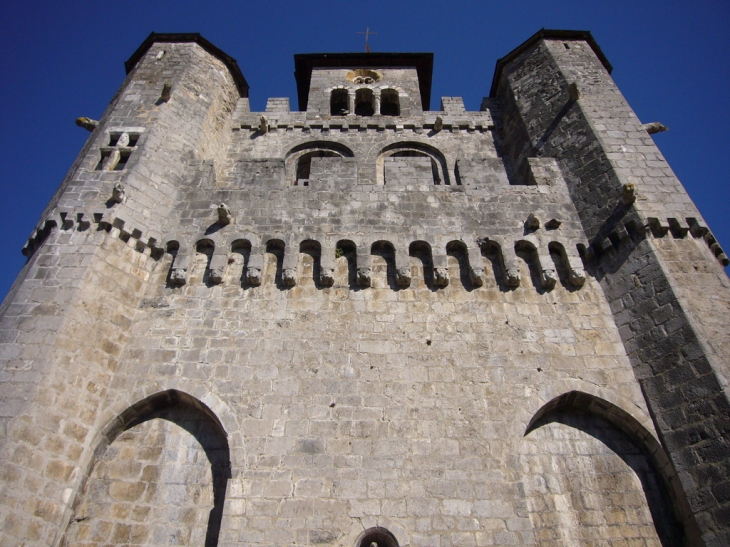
[0,29,728,547]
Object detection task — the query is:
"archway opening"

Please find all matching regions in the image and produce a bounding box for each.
[285,142,354,187]
[380,89,400,116]
[356,527,399,547]
[355,88,375,116]
[63,390,230,547]
[330,89,349,116]
[389,150,441,185]
[376,142,449,186]
[295,150,340,186]
[525,391,693,546]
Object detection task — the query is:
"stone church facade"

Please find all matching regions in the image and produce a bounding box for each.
[0,29,728,547]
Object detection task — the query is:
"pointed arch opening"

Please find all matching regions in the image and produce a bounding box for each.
[64,390,230,547]
[525,391,697,547]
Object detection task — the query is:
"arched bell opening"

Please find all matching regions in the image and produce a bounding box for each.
[330,89,349,116]
[355,88,375,116]
[380,89,400,116]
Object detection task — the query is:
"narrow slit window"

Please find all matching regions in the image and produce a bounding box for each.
[113,151,131,171]
[296,155,312,185]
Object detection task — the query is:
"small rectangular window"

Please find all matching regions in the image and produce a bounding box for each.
[96,150,111,170]
[113,151,131,171]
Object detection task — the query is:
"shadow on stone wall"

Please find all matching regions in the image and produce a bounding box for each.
[63,391,230,547]
[527,408,683,547]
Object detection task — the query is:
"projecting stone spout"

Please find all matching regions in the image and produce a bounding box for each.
[395,267,411,288]
[76,117,98,131]
[357,267,372,288]
[642,121,668,134]
[217,203,233,226]
[281,268,297,287]
[434,267,449,288]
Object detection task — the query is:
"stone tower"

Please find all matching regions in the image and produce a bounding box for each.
[1,29,728,547]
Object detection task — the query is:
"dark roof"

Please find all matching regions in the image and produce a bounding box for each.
[125,33,249,97]
[490,29,612,97]
[294,52,434,111]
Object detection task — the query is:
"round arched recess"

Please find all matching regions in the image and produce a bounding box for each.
[380,88,400,116]
[355,527,399,547]
[355,88,375,116]
[285,141,354,186]
[376,142,449,186]
[330,88,349,115]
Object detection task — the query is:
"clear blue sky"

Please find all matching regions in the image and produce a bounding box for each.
[1,1,728,301]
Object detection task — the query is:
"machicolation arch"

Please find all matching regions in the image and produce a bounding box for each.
[154,234,589,292]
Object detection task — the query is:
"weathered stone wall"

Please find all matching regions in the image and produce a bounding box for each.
[383,157,436,186]
[103,231,657,547]
[1,31,727,547]
[0,232,157,545]
[0,39,241,545]
[521,409,682,546]
[61,398,229,547]
[496,33,730,545]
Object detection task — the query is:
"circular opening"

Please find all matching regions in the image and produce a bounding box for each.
[356,527,399,547]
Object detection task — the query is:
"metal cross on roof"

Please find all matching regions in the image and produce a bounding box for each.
[357,27,378,52]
